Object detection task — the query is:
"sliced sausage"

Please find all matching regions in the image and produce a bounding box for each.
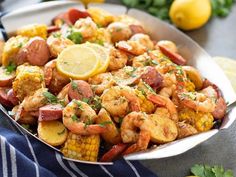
[157,40,178,53]
[0,88,12,107]
[68,80,94,101]
[158,45,187,65]
[17,37,50,66]
[39,104,63,121]
[53,8,90,26]
[7,89,19,106]
[47,26,60,33]
[100,143,128,162]
[0,67,15,87]
[140,66,163,90]
[212,97,227,119]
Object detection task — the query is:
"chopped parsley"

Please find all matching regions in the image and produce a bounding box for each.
[17,42,23,48]
[82,97,90,103]
[98,121,112,127]
[70,79,78,90]
[43,91,58,104]
[66,28,83,44]
[143,81,155,93]
[84,118,93,128]
[94,39,104,46]
[72,114,79,122]
[52,32,61,38]
[180,92,197,101]
[57,128,66,135]
[73,100,84,110]
[5,62,16,74]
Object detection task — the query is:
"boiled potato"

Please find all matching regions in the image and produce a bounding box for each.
[97,108,121,145]
[38,120,68,146]
[177,122,198,139]
[0,40,5,65]
[149,114,178,144]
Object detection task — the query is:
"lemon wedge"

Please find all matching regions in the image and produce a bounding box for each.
[56,45,100,80]
[82,43,110,74]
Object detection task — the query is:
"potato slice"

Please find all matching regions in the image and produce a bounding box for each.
[97,108,121,145]
[182,66,203,90]
[149,114,178,144]
[177,122,198,139]
[38,120,68,146]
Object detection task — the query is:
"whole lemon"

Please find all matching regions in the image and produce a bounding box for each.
[169,0,212,31]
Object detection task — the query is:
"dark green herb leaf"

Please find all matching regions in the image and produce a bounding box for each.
[71,79,78,90]
[73,100,84,110]
[5,62,16,74]
[57,128,66,135]
[66,28,83,44]
[43,91,58,103]
[72,114,79,122]
[82,98,90,103]
[191,164,206,177]
[99,121,112,127]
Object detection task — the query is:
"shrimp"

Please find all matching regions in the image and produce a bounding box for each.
[107,22,132,43]
[74,17,98,39]
[130,33,154,50]
[101,86,141,117]
[44,60,70,94]
[97,108,121,144]
[88,73,116,95]
[156,40,178,53]
[47,35,74,57]
[21,88,48,112]
[108,47,128,71]
[147,94,178,122]
[178,86,217,113]
[62,100,106,135]
[121,112,151,154]
[116,40,147,56]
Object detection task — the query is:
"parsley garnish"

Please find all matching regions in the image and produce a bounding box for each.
[82,98,89,103]
[17,42,23,48]
[143,82,155,93]
[5,62,16,74]
[190,164,234,177]
[57,128,66,135]
[98,121,112,127]
[66,28,83,44]
[52,32,61,38]
[70,79,77,90]
[43,91,58,104]
[72,114,79,122]
[73,100,84,110]
[84,118,93,128]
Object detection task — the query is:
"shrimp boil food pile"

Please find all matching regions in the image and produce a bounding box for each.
[0,8,227,162]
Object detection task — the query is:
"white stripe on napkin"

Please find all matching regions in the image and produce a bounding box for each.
[0,136,8,177]
[55,152,77,177]
[68,161,89,177]
[24,134,39,177]
[125,160,141,177]
[9,144,17,177]
[100,165,114,177]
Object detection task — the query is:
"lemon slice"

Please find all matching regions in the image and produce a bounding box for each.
[82,42,110,74]
[213,56,236,92]
[56,45,100,80]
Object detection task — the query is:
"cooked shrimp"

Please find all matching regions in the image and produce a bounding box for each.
[101,86,141,117]
[121,112,151,154]
[107,22,132,43]
[44,60,70,94]
[88,73,116,95]
[97,108,121,144]
[21,88,48,112]
[156,40,178,53]
[147,94,178,122]
[178,86,217,113]
[130,33,154,50]
[116,40,147,56]
[62,100,106,135]
[47,35,74,57]
[108,47,128,71]
[74,17,98,39]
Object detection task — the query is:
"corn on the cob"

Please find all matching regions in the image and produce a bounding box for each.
[61,132,100,162]
[13,64,45,101]
[2,35,29,66]
[17,24,48,39]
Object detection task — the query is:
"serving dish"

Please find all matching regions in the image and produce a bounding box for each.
[0,1,236,165]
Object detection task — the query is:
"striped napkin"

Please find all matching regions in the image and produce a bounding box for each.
[0,127,157,177]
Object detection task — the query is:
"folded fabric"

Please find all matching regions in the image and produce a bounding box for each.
[0,126,158,177]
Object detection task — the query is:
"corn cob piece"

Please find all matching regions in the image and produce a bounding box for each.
[17,24,48,39]
[13,64,45,101]
[61,132,100,162]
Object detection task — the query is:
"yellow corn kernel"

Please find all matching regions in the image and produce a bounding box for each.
[13,64,45,101]
[87,8,115,27]
[17,24,47,39]
[185,80,196,92]
[2,35,29,66]
[61,132,100,162]
[135,89,155,113]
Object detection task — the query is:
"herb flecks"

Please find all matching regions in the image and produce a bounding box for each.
[73,100,84,110]
[5,62,16,74]
[43,91,58,104]
[72,114,79,122]
[57,128,66,135]
[99,121,112,127]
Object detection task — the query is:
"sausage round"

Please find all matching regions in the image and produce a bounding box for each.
[39,104,63,121]
[7,89,19,106]
[0,88,13,107]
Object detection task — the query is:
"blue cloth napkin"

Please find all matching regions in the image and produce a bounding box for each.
[0,127,158,177]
